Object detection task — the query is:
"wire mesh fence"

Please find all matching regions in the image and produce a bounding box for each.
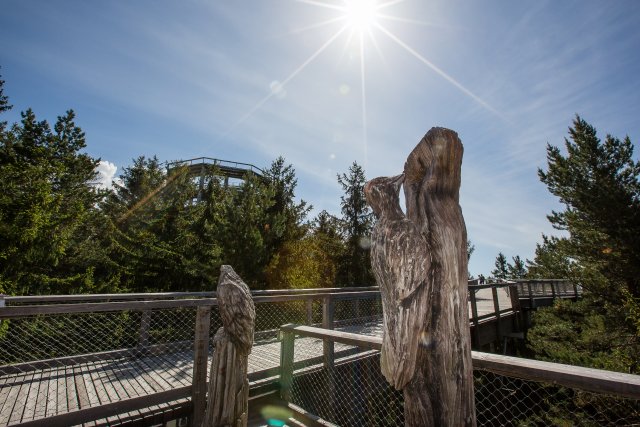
[0,291,382,425]
[283,330,640,427]
[2,290,637,426]
[0,304,202,424]
[474,369,640,426]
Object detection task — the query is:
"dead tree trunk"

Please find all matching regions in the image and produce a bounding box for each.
[365,127,475,426]
[202,265,256,427]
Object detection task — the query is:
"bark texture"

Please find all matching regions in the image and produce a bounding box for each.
[202,265,255,427]
[365,127,476,426]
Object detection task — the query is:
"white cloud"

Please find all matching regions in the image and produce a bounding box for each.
[95,160,118,190]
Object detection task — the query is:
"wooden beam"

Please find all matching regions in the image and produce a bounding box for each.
[283,324,640,401]
[12,386,190,427]
[0,299,216,318]
[279,326,295,401]
[472,352,640,400]
[322,296,335,369]
[4,287,381,304]
[191,306,211,427]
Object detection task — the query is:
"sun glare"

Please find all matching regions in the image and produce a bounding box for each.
[343,0,379,34]
[226,0,501,140]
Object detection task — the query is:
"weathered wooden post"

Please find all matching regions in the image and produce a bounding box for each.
[279,325,295,402]
[137,310,151,351]
[365,127,476,426]
[202,265,256,427]
[192,306,212,426]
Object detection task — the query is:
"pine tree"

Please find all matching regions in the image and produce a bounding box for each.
[538,115,640,299]
[0,105,104,294]
[528,116,640,373]
[508,255,527,279]
[491,252,509,280]
[336,162,374,286]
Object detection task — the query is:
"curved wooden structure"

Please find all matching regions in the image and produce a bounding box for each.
[202,266,256,427]
[366,127,476,426]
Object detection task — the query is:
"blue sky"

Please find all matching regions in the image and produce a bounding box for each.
[1,0,639,276]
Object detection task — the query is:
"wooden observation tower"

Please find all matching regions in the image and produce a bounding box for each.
[167,157,265,202]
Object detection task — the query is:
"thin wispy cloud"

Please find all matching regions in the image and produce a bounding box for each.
[1,0,638,274]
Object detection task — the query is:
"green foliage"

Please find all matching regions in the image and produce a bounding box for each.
[491,252,509,279]
[265,235,337,290]
[528,116,640,373]
[491,252,527,280]
[0,98,105,294]
[467,239,475,261]
[100,156,310,291]
[336,161,374,286]
[0,71,362,294]
[509,255,527,279]
[529,299,635,372]
[538,115,640,299]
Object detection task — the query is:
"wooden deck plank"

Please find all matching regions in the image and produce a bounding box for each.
[0,374,12,424]
[111,358,146,398]
[8,370,35,425]
[21,369,42,423]
[98,362,130,424]
[121,360,156,395]
[65,365,79,413]
[73,365,90,410]
[84,361,110,405]
[32,368,50,421]
[149,354,192,392]
[0,373,25,425]
[136,357,175,391]
[112,359,152,422]
[55,366,68,418]
[92,361,127,426]
[146,352,191,388]
[130,358,166,393]
[109,358,153,423]
[155,352,193,387]
[44,367,59,417]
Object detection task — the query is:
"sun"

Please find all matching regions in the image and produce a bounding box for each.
[225,0,502,138]
[343,0,380,34]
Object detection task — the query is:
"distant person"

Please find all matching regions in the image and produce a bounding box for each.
[478,274,485,284]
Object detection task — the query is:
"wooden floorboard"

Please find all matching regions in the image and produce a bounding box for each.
[21,370,40,422]
[0,372,23,425]
[0,302,513,426]
[8,371,33,425]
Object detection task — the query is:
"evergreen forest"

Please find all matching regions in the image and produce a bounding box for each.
[1,72,639,377]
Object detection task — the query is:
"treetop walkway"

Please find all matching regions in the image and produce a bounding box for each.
[1,281,637,426]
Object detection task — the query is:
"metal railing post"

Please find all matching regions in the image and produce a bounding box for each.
[279,326,295,401]
[192,305,211,427]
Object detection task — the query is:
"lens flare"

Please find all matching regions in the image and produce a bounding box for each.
[345,0,379,33]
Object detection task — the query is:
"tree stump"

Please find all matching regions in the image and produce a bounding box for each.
[365,127,475,426]
[202,265,256,427]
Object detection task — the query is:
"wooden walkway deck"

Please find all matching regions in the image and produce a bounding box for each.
[0,320,385,427]
[0,287,517,426]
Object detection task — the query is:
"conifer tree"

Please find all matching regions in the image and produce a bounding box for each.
[337,162,374,286]
[491,252,509,280]
[508,255,527,279]
[0,103,104,294]
[528,116,640,373]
